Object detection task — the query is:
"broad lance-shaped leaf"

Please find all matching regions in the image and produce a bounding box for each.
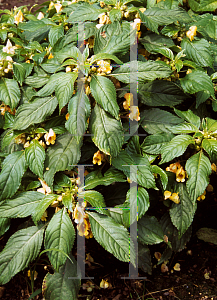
[0,218,10,237]
[0,192,45,218]
[78,190,108,215]
[43,255,81,300]
[89,104,124,157]
[44,208,75,271]
[90,75,119,119]
[0,151,27,201]
[111,61,171,83]
[25,139,45,178]
[32,194,57,225]
[68,3,105,22]
[12,63,26,85]
[48,25,64,47]
[160,135,195,164]
[151,165,168,190]
[186,151,212,202]
[0,78,20,110]
[202,139,217,164]
[36,73,64,97]
[174,108,200,128]
[13,96,58,130]
[181,38,213,68]
[88,212,136,267]
[0,225,45,285]
[138,215,165,245]
[65,89,91,143]
[55,72,78,112]
[170,183,197,237]
[44,133,81,188]
[180,70,214,98]
[141,133,175,155]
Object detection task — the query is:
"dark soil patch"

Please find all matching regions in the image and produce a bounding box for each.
[0,0,46,11]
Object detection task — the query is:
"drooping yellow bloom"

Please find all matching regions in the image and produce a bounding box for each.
[3,39,17,55]
[48,53,54,59]
[100,279,111,289]
[164,190,172,200]
[0,104,16,116]
[98,12,110,24]
[197,190,206,201]
[139,8,146,13]
[186,26,197,41]
[37,12,44,20]
[41,210,48,221]
[176,166,185,183]
[44,128,56,145]
[39,140,46,149]
[154,252,162,261]
[48,1,54,10]
[73,202,86,224]
[65,66,71,73]
[173,263,181,271]
[211,163,217,172]
[123,93,133,110]
[129,106,140,121]
[166,162,181,173]
[169,193,180,204]
[93,150,105,165]
[54,1,62,13]
[65,113,70,120]
[97,60,112,74]
[14,10,24,25]
[37,178,52,195]
[27,270,38,280]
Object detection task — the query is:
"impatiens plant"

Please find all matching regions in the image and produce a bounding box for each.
[0,0,217,298]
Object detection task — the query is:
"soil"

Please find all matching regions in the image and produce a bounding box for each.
[1,0,217,299]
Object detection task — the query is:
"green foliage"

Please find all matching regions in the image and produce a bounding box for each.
[0,0,217,296]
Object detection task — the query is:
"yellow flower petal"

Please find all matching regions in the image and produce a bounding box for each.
[173,263,181,271]
[44,128,56,145]
[14,10,24,25]
[186,26,197,41]
[176,166,185,183]
[169,193,180,204]
[164,190,172,200]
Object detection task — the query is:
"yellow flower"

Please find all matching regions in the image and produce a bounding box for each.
[176,166,185,183]
[15,133,26,144]
[93,150,105,165]
[87,37,94,48]
[3,39,17,55]
[186,26,197,41]
[173,263,181,271]
[73,202,86,224]
[65,66,71,73]
[211,163,217,172]
[27,270,38,280]
[139,8,146,13]
[37,12,44,20]
[39,140,46,149]
[14,10,24,25]
[48,53,54,59]
[24,141,30,148]
[123,93,133,110]
[44,128,56,145]
[154,252,162,261]
[197,190,206,201]
[129,106,140,121]
[97,60,112,74]
[130,18,141,31]
[54,1,62,13]
[41,210,48,221]
[48,1,54,10]
[37,178,52,195]
[161,263,168,273]
[65,113,70,120]
[98,13,109,24]
[164,190,172,200]
[166,162,181,173]
[169,193,180,204]
[100,279,110,289]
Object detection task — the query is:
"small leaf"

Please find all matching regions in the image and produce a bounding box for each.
[0,78,20,110]
[0,218,10,237]
[202,139,217,164]
[25,139,45,178]
[13,63,26,85]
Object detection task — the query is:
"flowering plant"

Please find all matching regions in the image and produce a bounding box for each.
[0,0,217,298]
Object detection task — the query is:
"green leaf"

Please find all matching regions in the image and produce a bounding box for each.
[123,186,150,227]
[0,78,20,110]
[202,139,217,164]
[65,89,91,143]
[153,46,174,60]
[0,191,45,218]
[186,151,212,202]
[141,33,175,53]
[25,139,46,178]
[32,194,57,225]
[25,73,50,88]
[0,226,45,285]
[141,108,183,134]
[12,63,26,86]
[68,3,105,22]
[138,215,164,245]
[170,183,197,236]
[174,108,201,128]
[44,133,81,188]
[160,135,195,164]
[3,112,15,130]
[111,61,172,83]
[138,81,186,107]
[90,75,119,119]
[88,211,136,266]
[36,73,64,97]
[151,165,168,190]
[169,122,199,134]
[78,190,108,215]
[44,208,75,271]
[90,53,123,65]
[188,0,217,11]
[0,218,10,237]
[54,45,81,64]
[89,104,124,157]
[84,168,126,190]
[55,72,78,112]
[109,8,122,22]
[138,243,152,275]
[204,117,217,133]
[49,25,64,47]
[0,151,27,201]
[181,38,213,68]
[180,70,215,98]
[43,255,80,300]
[141,133,175,155]
[13,96,58,130]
